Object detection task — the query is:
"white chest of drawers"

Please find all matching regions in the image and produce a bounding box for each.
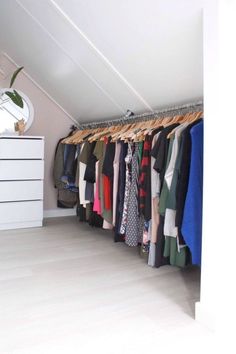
[0,136,44,230]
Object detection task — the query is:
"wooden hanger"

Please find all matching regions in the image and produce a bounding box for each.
[142,120,158,137]
[100,125,122,141]
[134,119,155,141]
[178,112,193,124]
[161,115,173,126]
[134,115,169,141]
[188,111,203,123]
[128,121,148,140]
[166,115,186,138]
[78,127,106,143]
[132,114,180,140]
[112,123,135,141]
[153,117,164,128]
[167,112,197,137]
[66,129,88,144]
[62,129,80,144]
[88,126,109,142]
[63,109,203,145]
[73,129,95,143]
[166,111,203,139]
[110,123,129,141]
[169,114,179,124]
[167,116,189,139]
[133,120,150,140]
[123,122,141,141]
[120,123,139,141]
[85,127,102,142]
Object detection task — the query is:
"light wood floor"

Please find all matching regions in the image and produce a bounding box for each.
[0,217,213,353]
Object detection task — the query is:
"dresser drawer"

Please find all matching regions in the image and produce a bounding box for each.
[0,180,43,202]
[0,160,44,180]
[0,200,43,224]
[0,138,44,159]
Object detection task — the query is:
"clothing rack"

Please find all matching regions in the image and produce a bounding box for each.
[55,100,204,267]
[78,100,203,129]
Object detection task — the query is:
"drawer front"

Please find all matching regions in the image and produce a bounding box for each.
[0,200,43,224]
[0,138,44,159]
[0,160,44,180]
[0,181,43,202]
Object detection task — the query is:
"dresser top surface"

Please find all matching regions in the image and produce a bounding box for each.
[0,135,44,140]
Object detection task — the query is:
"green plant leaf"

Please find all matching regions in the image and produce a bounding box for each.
[10,66,24,88]
[5,90,24,108]
[5,91,15,100]
[13,90,24,108]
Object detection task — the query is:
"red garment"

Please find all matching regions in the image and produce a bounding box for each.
[139,136,152,216]
[103,175,111,210]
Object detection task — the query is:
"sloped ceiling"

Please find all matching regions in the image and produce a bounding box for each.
[0,0,203,123]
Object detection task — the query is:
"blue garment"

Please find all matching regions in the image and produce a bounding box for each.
[61,144,77,184]
[64,183,78,193]
[181,121,203,266]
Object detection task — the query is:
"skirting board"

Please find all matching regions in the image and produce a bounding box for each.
[195,301,215,331]
[44,208,76,218]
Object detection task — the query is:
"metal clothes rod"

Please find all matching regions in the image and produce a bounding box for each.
[78,100,203,129]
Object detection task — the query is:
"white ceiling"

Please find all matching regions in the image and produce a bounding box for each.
[0,0,203,123]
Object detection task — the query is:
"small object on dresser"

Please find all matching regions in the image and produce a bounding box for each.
[14,118,26,135]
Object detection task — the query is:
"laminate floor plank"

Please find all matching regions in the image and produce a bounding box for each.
[0,217,213,353]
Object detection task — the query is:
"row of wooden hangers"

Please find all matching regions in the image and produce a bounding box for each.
[63,111,203,144]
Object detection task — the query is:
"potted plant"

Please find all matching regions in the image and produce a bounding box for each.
[4,66,24,108]
[0,66,26,134]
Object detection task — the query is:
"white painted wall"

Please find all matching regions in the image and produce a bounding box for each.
[196,0,236,338]
[0,54,75,211]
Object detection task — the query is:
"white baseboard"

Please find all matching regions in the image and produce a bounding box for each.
[44,208,76,218]
[195,301,215,331]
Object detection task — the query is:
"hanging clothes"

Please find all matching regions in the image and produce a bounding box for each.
[148,130,162,267]
[61,144,77,185]
[162,124,190,268]
[80,141,96,202]
[139,134,152,221]
[153,123,180,189]
[53,139,66,190]
[93,139,113,228]
[55,109,203,270]
[125,143,143,247]
[102,138,116,212]
[78,143,90,205]
[93,160,102,215]
[84,142,97,184]
[119,142,133,235]
[114,141,128,242]
[53,138,78,208]
[112,142,122,226]
[175,119,203,230]
[181,121,203,266]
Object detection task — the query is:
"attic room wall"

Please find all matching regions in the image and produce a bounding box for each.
[0,54,75,212]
